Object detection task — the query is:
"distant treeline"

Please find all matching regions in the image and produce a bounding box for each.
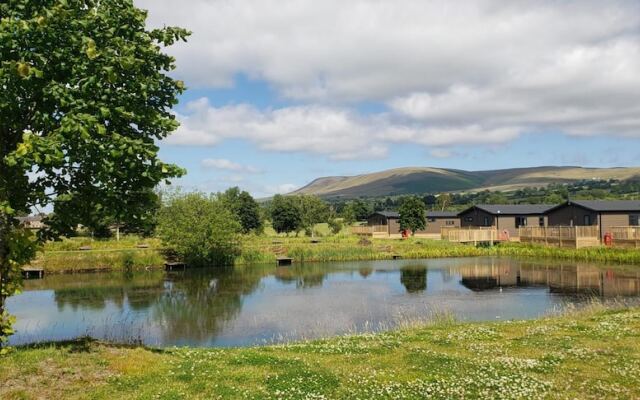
[328,179,640,216]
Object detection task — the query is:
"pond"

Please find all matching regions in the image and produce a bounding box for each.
[7,257,640,347]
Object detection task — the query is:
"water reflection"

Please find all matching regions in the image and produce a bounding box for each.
[457,259,640,297]
[154,268,262,343]
[400,266,427,293]
[7,257,640,347]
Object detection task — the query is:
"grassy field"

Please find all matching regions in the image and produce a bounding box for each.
[29,233,640,274]
[1,304,639,399]
[30,236,165,273]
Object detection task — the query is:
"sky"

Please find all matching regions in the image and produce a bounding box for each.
[135,0,640,198]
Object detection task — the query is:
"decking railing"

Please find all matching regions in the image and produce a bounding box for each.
[519,226,600,248]
[350,225,389,236]
[441,227,498,244]
[610,226,640,248]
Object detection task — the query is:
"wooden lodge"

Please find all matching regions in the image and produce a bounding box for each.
[17,215,45,230]
[356,210,459,238]
[351,200,640,248]
[546,200,640,241]
[458,204,553,240]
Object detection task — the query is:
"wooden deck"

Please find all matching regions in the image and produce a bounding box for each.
[350,225,390,238]
[441,227,499,244]
[610,226,640,248]
[21,267,45,279]
[276,256,293,266]
[165,262,187,271]
[519,226,600,249]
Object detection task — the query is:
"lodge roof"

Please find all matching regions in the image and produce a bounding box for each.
[551,200,640,213]
[370,210,458,219]
[461,204,554,215]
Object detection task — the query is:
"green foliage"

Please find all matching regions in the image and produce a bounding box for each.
[157,193,241,267]
[398,196,426,234]
[0,0,188,346]
[328,218,343,235]
[0,224,37,350]
[269,195,302,235]
[341,200,372,224]
[296,195,330,236]
[219,187,263,234]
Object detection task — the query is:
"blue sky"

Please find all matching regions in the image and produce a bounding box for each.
[138,0,640,197]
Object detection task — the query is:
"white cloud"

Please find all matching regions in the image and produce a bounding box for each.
[264,183,299,196]
[168,98,389,160]
[169,98,523,158]
[201,158,261,174]
[139,0,640,153]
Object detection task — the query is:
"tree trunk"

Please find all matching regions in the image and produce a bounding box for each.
[0,212,9,349]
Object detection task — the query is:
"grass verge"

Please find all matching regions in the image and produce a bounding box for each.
[31,235,640,274]
[1,305,639,399]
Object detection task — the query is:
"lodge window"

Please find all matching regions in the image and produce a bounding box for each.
[427,217,436,222]
[630,214,640,226]
[446,220,455,226]
[515,216,527,228]
[539,217,545,227]
[483,216,490,226]
[464,216,473,222]
[583,215,591,225]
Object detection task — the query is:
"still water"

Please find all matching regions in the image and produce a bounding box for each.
[7,257,640,347]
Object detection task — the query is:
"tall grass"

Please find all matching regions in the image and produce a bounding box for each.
[30,249,164,273]
[493,243,640,264]
[31,234,640,274]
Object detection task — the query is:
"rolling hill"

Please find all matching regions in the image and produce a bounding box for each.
[292,166,640,198]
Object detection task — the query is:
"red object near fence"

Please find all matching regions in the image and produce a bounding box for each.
[604,232,613,246]
[401,229,409,239]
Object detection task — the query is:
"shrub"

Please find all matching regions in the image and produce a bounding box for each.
[157,193,241,267]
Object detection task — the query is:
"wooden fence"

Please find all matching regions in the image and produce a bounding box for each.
[519,225,600,249]
[350,225,389,237]
[441,227,498,244]
[610,226,640,248]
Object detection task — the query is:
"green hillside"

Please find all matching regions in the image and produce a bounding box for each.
[292,166,640,198]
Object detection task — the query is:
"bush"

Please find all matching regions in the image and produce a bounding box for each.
[157,193,241,267]
[328,218,343,235]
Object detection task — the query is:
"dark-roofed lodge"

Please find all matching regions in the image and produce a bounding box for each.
[363,210,459,238]
[458,204,553,239]
[546,200,640,243]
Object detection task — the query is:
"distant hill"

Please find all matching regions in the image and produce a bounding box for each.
[291,166,640,198]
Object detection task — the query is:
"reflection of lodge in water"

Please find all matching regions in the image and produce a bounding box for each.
[458,260,640,297]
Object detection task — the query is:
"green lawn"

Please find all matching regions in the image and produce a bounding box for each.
[1,305,639,399]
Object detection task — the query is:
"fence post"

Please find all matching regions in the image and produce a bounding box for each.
[558,227,561,248]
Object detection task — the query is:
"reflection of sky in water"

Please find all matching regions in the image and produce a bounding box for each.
[7,257,640,347]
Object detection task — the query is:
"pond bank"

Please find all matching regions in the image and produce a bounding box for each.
[2,305,639,399]
[30,236,640,274]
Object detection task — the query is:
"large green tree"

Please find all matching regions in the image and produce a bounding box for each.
[0,0,188,349]
[269,195,302,235]
[219,187,263,234]
[398,196,426,235]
